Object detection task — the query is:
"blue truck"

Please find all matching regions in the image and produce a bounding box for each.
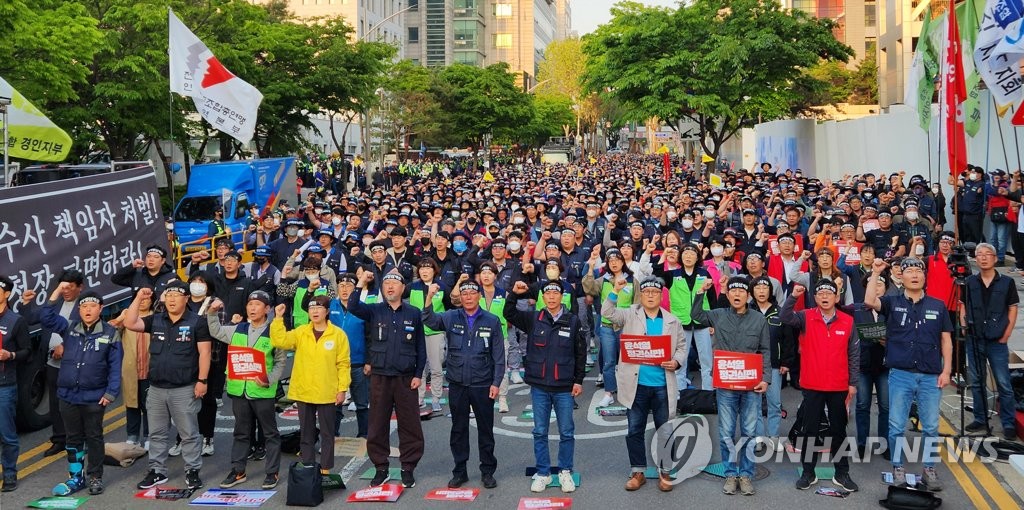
[173,157,297,246]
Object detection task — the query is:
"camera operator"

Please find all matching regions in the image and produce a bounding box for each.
[960,243,1019,440]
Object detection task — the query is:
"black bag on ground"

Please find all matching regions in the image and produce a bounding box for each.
[677,389,717,415]
[878,485,942,509]
[287,462,324,507]
[281,431,301,454]
[787,401,830,447]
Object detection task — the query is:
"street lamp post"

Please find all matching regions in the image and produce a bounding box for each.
[0,96,10,187]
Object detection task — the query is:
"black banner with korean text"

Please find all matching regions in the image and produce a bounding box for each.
[0,167,167,308]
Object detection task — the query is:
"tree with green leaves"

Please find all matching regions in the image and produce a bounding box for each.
[583,0,852,168]
[382,60,441,159]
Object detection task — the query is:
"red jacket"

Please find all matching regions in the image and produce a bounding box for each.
[799,309,855,392]
[925,252,958,311]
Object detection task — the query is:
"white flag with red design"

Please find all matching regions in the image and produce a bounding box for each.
[942,10,968,177]
[168,8,262,144]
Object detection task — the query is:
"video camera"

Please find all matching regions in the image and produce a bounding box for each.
[947,242,975,283]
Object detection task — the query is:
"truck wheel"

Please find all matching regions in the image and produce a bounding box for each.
[15,355,52,432]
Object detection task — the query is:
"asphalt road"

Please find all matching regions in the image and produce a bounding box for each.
[4,359,1021,510]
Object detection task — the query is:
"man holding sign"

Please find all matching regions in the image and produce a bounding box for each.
[691,276,770,497]
[206,292,287,490]
[601,277,687,492]
[780,280,859,493]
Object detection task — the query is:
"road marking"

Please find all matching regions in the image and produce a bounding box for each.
[939,416,1019,509]
[19,416,127,479]
[17,405,126,463]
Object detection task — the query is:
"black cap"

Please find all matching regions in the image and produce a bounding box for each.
[0,276,12,293]
[726,276,751,293]
[164,280,190,296]
[247,290,273,305]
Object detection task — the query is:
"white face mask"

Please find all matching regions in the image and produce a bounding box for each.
[915,244,925,255]
[314,208,323,215]
[305,272,319,281]
[296,229,306,238]
[711,246,725,257]
[704,210,716,219]
[189,283,207,296]
[510,204,520,211]
[332,217,342,226]
[513,217,525,224]
[507,241,522,252]
[681,219,694,229]
[667,211,678,221]
[286,227,298,237]
[545,267,559,280]
[970,172,978,180]
[906,211,919,221]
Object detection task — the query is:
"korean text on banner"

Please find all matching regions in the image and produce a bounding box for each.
[619,334,671,366]
[712,350,763,390]
[0,76,72,162]
[227,345,268,383]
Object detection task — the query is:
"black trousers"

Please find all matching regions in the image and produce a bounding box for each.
[60,401,105,478]
[449,384,496,476]
[48,366,65,445]
[367,374,424,471]
[798,390,850,475]
[959,213,984,245]
[297,402,335,470]
[1012,230,1024,269]
[231,397,281,475]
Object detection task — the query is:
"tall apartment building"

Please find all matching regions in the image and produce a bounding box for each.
[877,0,933,109]
[782,0,879,67]
[403,0,570,88]
[254,0,406,56]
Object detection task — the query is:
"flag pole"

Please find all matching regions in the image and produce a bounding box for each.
[985,95,992,173]
[1012,105,1022,171]
[169,91,176,212]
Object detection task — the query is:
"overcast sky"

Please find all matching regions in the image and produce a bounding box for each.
[571,0,683,35]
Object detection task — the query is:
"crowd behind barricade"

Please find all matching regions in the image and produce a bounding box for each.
[0,154,1020,501]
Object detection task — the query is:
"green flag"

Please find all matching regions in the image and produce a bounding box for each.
[905,9,942,131]
[957,0,983,137]
[0,76,72,162]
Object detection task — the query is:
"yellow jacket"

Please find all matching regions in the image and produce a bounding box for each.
[270,318,351,404]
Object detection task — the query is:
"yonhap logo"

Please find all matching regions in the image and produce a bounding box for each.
[650,415,713,484]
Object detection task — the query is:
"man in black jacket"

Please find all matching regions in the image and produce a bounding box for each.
[0,276,31,492]
[110,245,177,295]
[504,280,585,494]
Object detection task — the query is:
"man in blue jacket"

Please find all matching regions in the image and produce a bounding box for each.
[39,283,122,496]
[320,273,369,438]
[422,280,505,490]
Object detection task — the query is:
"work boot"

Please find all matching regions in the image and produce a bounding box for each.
[624,472,646,491]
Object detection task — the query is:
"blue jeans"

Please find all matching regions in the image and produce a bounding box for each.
[626,384,670,469]
[717,388,759,478]
[856,371,890,448]
[0,385,18,478]
[531,387,576,474]
[597,325,620,394]
[756,369,782,437]
[966,339,1017,431]
[678,328,713,390]
[888,369,942,468]
[990,221,1012,261]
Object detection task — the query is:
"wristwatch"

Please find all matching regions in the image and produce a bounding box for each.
[197,378,208,384]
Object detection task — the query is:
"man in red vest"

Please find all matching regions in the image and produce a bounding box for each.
[780,279,859,493]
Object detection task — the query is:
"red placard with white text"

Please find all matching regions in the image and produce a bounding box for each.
[424,488,479,501]
[835,240,861,264]
[518,497,573,510]
[227,345,268,384]
[347,483,404,502]
[712,350,763,390]
[619,334,672,366]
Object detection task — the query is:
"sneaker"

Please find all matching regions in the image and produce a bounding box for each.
[774,437,786,452]
[432,402,443,413]
[448,473,468,488]
[1004,428,1019,441]
[249,446,267,461]
[369,468,390,487]
[795,471,817,490]
[738,476,755,496]
[530,474,551,492]
[498,396,509,413]
[482,473,497,489]
[657,472,673,492]
[44,443,66,456]
[892,466,907,488]
[87,477,104,495]
[595,374,604,388]
[920,466,942,492]
[624,472,646,491]
[510,371,524,384]
[965,421,990,434]
[168,441,182,457]
[202,438,215,457]
[220,469,247,488]
[126,438,139,446]
[1,477,15,493]
[401,469,416,488]
[137,470,169,489]
[185,469,204,490]
[144,440,150,451]
[558,470,575,493]
[261,473,279,489]
[722,476,738,495]
[597,393,615,408]
[832,472,859,492]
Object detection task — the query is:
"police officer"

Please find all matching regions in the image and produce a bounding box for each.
[864,257,953,491]
[206,292,286,490]
[0,276,32,492]
[961,243,1020,440]
[38,285,122,496]
[123,281,212,491]
[349,270,426,489]
[422,279,505,490]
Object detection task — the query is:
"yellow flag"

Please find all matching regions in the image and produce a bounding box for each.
[701,154,714,163]
[657,145,670,154]
[589,156,597,164]
[709,173,723,188]
[997,103,1012,118]
[482,170,495,182]
[0,76,72,162]
[634,174,641,190]
[353,156,363,167]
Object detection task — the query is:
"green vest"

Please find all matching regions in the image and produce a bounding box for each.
[600,278,634,325]
[669,275,710,326]
[480,292,508,338]
[293,284,328,327]
[225,329,277,399]
[408,287,446,335]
